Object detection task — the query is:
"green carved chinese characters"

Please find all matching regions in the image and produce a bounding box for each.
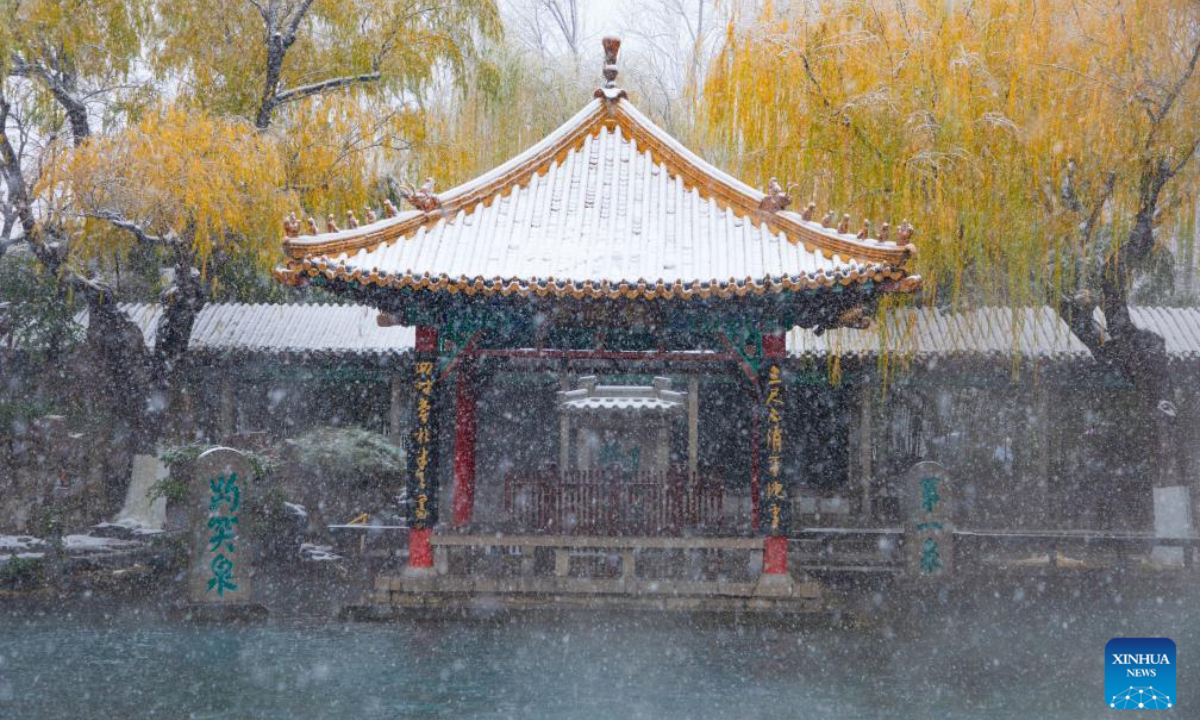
[206,473,241,596]
[905,462,953,578]
[208,553,238,597]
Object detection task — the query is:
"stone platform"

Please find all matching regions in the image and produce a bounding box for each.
[359,534,823,615]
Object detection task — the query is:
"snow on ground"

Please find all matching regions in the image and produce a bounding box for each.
[0,553,45,561]
[94,520,164,536]
[0,535,45,551]
[0,535,48,563]
[299,543,342,562]
[62,535,141,552]
[3,533,142,558]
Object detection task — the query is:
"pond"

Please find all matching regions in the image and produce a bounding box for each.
[0,591,1195,719]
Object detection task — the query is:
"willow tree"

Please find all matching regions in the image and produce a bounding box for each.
[413,41,589,186]
[37,108,289,444]
[1,0,151,264]
[703,0,1200,486]
[153,0,501,212]
[3,0,501,450]
[1,0,156,382]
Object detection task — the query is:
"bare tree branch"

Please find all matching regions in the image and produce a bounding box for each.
[83,211,172,246]
[242,0,270,24]
[272,72,383,107]
[0,93,36,242]
[282,0,319,46]
[10,55,92,145]
[1148,30,1200,126]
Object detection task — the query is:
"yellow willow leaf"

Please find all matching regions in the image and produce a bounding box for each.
[702,0,1200,323]
[56,106,291,278]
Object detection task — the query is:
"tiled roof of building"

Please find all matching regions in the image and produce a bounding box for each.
[1095,306,1200,361]
[558,376,687,414]
[55,302,1200,364]
[786,307,1094,362]
[276,71,917,300]
[76,303,413,357]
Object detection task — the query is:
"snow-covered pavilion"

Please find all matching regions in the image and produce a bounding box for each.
[275,38,920,587]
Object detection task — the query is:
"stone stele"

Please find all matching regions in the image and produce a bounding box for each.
[187,447,258,608]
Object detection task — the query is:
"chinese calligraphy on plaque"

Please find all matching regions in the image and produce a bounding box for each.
[904,461,953,577]
[761,362,790,536]
[406,359,439,529]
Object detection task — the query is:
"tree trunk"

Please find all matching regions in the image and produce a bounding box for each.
[83,290,156,453]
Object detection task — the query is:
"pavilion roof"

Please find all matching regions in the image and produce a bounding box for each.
[275,44,918,302]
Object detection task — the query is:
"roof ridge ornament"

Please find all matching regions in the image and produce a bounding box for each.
[283,212,301,238]
[398,177,441,213]
[758,178,794,213]
[594,36,628,102]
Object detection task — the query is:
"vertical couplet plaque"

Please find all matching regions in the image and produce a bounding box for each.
[406,357,440,529]
[760,361,790,537]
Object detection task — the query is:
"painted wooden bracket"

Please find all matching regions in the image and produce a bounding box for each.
[718,320,764,377]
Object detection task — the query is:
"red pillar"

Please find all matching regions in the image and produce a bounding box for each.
[761,333,786,359]
[764,536,788,574]
[409,527,433,568]
[451,360,477,527]
[762,332,789,575]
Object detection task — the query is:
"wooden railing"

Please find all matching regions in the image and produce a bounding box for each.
[501,469,724,536]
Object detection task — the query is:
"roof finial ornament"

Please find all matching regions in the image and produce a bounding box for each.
[603,36,621,87]
[283,212,300,238]
[758,177,794,213]
[594,37,629,101]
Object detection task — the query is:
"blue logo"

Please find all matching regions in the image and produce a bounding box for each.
[1106,638,1176,710]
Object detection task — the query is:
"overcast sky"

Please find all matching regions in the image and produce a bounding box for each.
[583,0,622,35]
[501,0,630,46]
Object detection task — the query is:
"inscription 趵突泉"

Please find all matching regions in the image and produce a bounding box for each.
[206,473,241,597]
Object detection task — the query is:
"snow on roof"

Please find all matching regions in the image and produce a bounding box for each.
[559,376,687,413]
[1094,306,1200,361]
[52,302,1200,363]
[787,306,1094,362]
[277,86,917,300]
[75,303,414,357]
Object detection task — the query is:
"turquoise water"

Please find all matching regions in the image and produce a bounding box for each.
[0,592,1195,719]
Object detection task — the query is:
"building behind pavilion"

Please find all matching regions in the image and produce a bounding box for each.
[55,300,1196,537]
